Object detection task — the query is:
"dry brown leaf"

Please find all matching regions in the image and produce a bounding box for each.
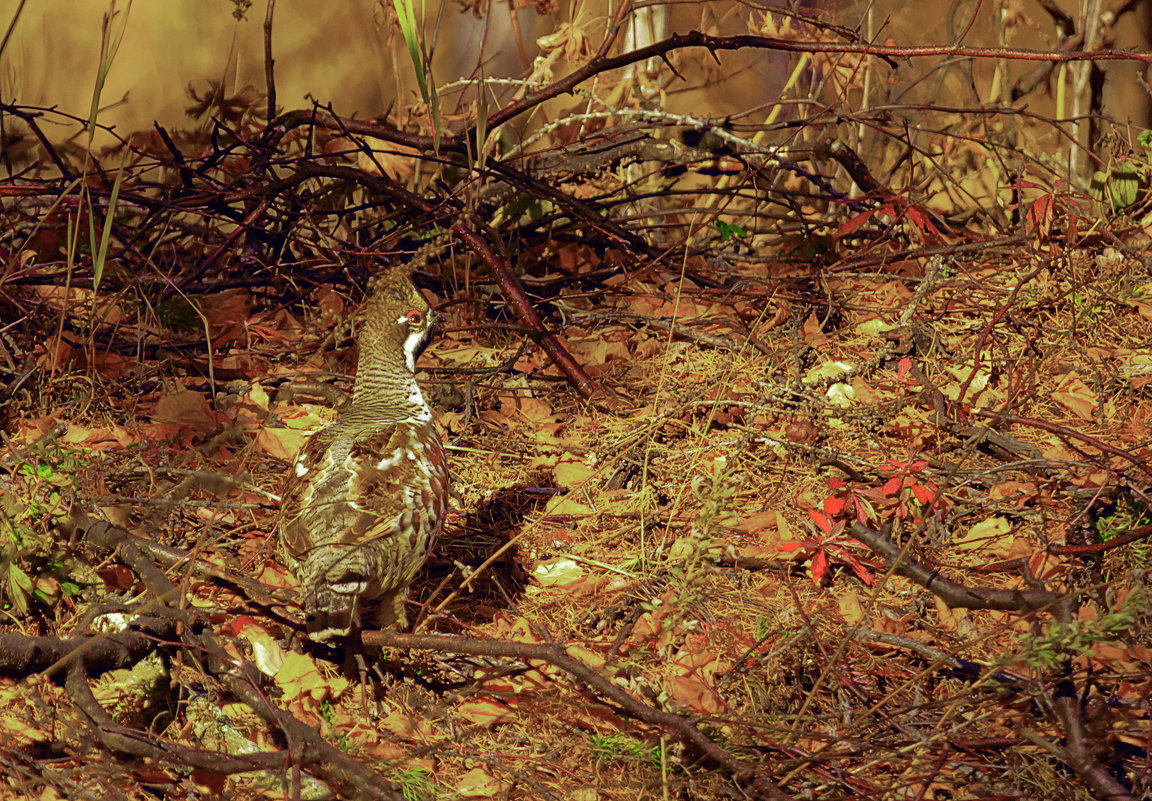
[255,427,307,461]
[60,423,137,449]
[1051,373,1098,420]
[554,452,595,486]
[735,510,778,532]
[456,766,510,798]
[801,312,828,346]
[275,651,346,706]
[457,697,515,727]
[934,595,967,633]
[536,21,592,61]
[152,390,216,434]
[565,644,606,670]
[666,674,725,714]
[203,289,252,343]
[356,136,418,182]
[507,395,554,423]
[544,495,596,516]
[838,590,864,624]
[953,516,1012,552]
[12,415,59,443]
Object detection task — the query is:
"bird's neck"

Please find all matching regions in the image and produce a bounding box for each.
[352,350,432,422]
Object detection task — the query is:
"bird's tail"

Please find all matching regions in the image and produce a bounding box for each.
[299,547,381,642]
[304,580,365,642]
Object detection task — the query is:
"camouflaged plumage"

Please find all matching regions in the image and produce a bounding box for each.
[279,270,449,642]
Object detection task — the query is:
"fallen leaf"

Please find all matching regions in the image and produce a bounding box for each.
[203,290,252,343]
[735,510,777,532]
[565,644,606,669]
[1051,373,1097,420]
[953,516,1012,551]
[554,452,595,486]
[255,426,307,461]
[838,590,864,624]
[457,697,515,727]
[666,674,725,714]
[152,390,216,434]
[275,652,326,703]
[456,766,509,798]
[533,558,585,587]
[60,423,137,449]
[544,495,596,517]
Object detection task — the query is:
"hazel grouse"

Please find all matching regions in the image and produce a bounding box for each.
[279,269,449,642]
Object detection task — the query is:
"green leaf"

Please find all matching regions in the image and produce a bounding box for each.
[715,220,748,241]
[5,562,32,615]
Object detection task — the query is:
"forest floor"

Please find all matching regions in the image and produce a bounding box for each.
[4,218,1152,800]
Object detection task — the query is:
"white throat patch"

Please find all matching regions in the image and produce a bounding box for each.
[403,328,426,372]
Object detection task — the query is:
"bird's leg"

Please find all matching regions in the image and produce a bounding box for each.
[374,587,409,630]
[342,625,376,707]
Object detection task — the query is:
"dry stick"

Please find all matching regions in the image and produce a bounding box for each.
[480,32,1152,134]
[283,161,603,398]
[64,660,291,777]
[1047,520,1152,555]
[175,197,271,291]
[449,222,600,398]
[202,643,407,801]
[1035,686,1136,801]
[288,106,650,259]
[479,158,649,254]
[263,0,277,124]
[266,33,1152,157]
[848,522,1072,616]
[960,404,1152,479]
[0,621,172,678]
[367,631,791,801]
[75,509,771,795]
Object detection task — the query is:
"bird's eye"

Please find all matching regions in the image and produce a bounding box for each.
[405,310,424,324]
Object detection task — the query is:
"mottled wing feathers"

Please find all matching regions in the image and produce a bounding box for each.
[279,417,449,640]
[280,424,412,556]
[278,426,340,557]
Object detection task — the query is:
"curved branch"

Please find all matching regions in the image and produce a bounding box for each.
[65,660,293,776]
[481,32,1152,133]
[69,511,410,801]
[368,630,790,801]
[849,522,1073,619]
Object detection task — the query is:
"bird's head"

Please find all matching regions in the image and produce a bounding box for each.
[360,268,437,372]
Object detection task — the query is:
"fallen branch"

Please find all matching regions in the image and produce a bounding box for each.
[368,630,790,801]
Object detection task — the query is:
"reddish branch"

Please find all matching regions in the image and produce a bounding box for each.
[64,661,301,779]
[449,222,600,398]
[850,522,1138,801]
[177,197,272,290]
[0,622,172,678]
[1044,683,1136,801]
[1048,521,1152,555]
[480,31,1152,133]
[302,165,601,397]
[960,405,1152,478]
[271,111,647,255]
[269,35,1152,156]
